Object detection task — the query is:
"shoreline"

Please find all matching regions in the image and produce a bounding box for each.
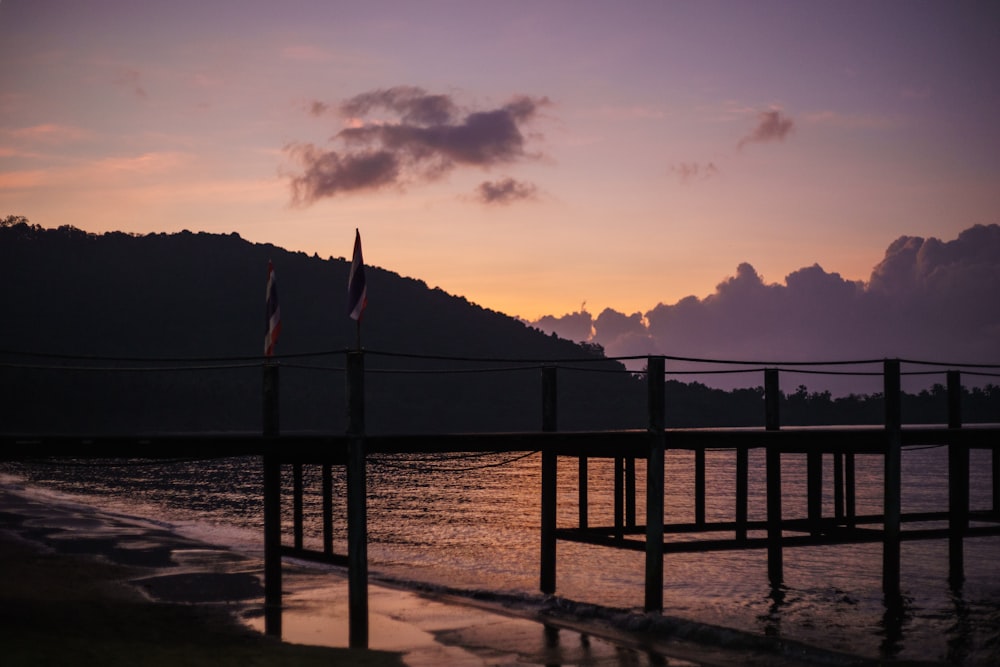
[0,484,402,667]
[0,479,943,666]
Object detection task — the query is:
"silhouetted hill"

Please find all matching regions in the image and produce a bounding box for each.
[3,220,996,433]
[1,221,647,434]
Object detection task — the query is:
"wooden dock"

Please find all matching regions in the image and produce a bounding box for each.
[3,353,999,649]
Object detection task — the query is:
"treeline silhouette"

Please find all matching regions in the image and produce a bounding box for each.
[2,217,997,434]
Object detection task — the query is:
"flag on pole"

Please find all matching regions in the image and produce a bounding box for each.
[264,260,281,357]
[348,228,368,321]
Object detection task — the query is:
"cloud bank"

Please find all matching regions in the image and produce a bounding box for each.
[287,86,548,204]
[530,225,1000,384]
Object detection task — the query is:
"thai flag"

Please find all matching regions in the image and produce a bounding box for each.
[264,260,281,356]
[348,229,368,321]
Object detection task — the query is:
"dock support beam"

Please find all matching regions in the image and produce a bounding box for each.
[883,359,902,598]
[540,365,558,595]
[765,368,783,587]
[645,356,666,612]
[346,351,368,649]
[262,362,282,637]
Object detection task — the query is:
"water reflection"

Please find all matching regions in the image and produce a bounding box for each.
[878,593,910,660]
[759,583,787,638]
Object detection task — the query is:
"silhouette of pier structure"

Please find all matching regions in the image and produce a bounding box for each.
[3,350,999,649]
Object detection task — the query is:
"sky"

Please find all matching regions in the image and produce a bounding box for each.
[2,1,999,370]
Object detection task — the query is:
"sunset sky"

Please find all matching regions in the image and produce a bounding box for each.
[2,1,998,325]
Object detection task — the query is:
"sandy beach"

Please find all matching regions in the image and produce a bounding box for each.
[0,480,902,667]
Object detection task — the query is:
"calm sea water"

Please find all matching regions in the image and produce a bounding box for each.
[4,441,999,665]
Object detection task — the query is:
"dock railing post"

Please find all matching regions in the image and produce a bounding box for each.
[262,362,282,637]
[765,368,783,587]
[645,356,665,612]
[346,350,368,648]
[540,364,558,595]
[883,359,902,599]
[947,370,967,586]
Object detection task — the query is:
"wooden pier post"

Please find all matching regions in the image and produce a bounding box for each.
[614,456,625,541]
[322,462,333,555]
[346,351,368,648]
[833,452,844,523]
[540,365,558,595]
[846,452,857,529]
[292,463,303,551]
[947,370,967,586]
[735,444,748,542]
[579,457,588,529]
[765,368,783,587]
[695,447,706,527]
[645,356,666,612]
[807,446,822,537]
[262,362,282,637]
[626,457,637,528]
[883,359,902,598]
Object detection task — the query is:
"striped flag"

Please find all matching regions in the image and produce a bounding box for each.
[264,260,281,356]
[348,228,368,321]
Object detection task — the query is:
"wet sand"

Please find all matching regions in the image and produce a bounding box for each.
[0,480,890,666]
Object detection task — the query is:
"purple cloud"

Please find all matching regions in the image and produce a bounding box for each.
[287,87,550,204]
[738,109,794,150]
[529,225,1000,388]
[476,177,538,205]
[672,161,719,184]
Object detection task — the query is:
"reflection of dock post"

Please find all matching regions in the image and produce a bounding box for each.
[883,359,902,598]
[262,362,282,637]
[765,368,783,587]
[540,364,558,595]
[645,356,665,612]
[346,350,368,648]
[947,370,967,585]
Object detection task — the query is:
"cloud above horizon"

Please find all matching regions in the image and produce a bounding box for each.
[672,161,719,184]
[286,86,549,204]
[475,177,538,205]
[529,224,1000,376]
[738,108,794,149]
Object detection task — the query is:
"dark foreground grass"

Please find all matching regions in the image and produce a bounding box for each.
[0,535,404,667]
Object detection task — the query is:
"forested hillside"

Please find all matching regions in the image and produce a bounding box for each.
[2,219,996,434]
[0,219,646,433]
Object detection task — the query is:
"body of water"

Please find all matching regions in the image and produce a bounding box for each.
[4,440,998,665]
